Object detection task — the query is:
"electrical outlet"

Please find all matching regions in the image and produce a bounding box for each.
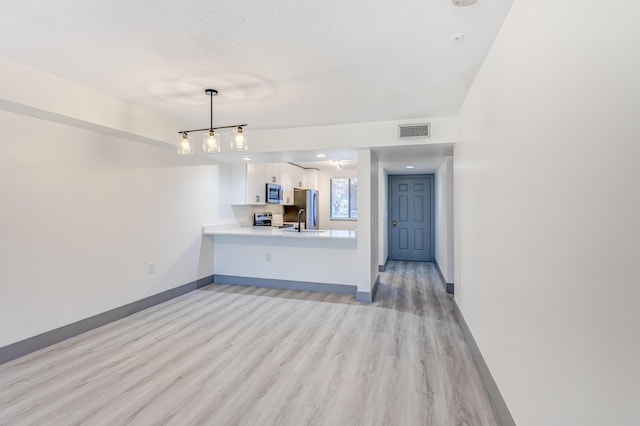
[147,262,155,274]
[266,253,272,262]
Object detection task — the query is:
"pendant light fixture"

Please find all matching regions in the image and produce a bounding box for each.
[177,132,194,155]
[177,89,247,155]
[231,126,247,151]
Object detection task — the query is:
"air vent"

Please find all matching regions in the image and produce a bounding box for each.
[398,123,430,139]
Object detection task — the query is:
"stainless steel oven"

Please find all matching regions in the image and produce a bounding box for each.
[253,212,272,226]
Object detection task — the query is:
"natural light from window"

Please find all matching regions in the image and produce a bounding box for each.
[330,178,357,219]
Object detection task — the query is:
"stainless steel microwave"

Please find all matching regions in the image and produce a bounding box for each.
[266,183,283,204]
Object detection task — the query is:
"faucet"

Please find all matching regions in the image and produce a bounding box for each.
[297,209,306,232]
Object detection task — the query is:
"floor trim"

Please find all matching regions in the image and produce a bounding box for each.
[355,275,381,303]
[378,257,389,272]
[213,275,357,296]
[453,300,516,426]
[372,274,381,300]
[0,275,214,366]
[435,261,454,294]
[355,292,371,303]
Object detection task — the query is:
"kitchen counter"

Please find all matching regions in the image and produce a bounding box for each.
[202,224,358,296]
[202,225,356,240]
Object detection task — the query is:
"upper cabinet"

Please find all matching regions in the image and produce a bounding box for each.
[304,169,319,191]
[245,163,266,204]
[263,163,280,185]
[242,162,317,205]
[291,165,305,189]
[281,163,304,205]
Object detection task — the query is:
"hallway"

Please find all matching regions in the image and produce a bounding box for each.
[0,262,497,425]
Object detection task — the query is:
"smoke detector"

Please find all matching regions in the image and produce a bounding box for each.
[453,0,477,6]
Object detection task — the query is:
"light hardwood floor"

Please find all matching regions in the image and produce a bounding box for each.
[0,261,499,425]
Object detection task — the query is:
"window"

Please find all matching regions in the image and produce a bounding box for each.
[330,178,357,219]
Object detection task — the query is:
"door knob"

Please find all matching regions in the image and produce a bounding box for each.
[393,220,397,228]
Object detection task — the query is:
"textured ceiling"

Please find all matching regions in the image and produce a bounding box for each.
[0,0,513,130]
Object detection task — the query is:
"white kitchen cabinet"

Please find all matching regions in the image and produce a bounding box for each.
[264,163,280,185]
[304,168,319,190]
[242,162,310,205]
[290,165,305,189]
[281,163,295,205]
[245,163,266,204]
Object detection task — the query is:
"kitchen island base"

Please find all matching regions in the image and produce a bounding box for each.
[204,227,358,298]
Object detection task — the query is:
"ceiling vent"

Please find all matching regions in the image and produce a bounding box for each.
[398,123,430,139]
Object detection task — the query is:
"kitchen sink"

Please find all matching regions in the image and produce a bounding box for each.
[283,229,327,233]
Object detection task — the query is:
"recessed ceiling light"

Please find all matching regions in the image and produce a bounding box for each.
[316,154,326,158]
[242,157,253,161]
[406,165,415,169]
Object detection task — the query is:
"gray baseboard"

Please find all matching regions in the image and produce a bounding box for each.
[378,257,389,272]
[355,291,371,303]
[355,275,381,303]
[372,274,381,300]
[0,275,214,366]
[213,275,357,296]
[435,261,454,295]
[453,301,515,426]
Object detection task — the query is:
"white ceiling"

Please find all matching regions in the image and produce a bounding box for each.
[287,144,454,172]
[0,0,514,131]
[374,143,454,173]
[293,159,358,171]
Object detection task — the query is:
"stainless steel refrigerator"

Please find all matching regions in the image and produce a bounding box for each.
[288,188,319,229]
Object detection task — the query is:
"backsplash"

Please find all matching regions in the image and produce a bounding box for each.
[231,204,283,227]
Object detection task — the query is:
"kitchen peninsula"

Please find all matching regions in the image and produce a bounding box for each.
[203,225,358,296]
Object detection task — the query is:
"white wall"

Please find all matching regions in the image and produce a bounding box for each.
[249,117,458,153]
[378,168,389,268]
[0,57,178,148]
[455,1,640,425]
[318,168,358,230]
[369,153,379,290]
[0,111,227,348]
[0,59,236,348]
[435,156,453,282]
[213,236,357,285]
[355,149,379,295]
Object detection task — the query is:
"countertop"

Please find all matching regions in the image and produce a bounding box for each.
[202,225,356,240]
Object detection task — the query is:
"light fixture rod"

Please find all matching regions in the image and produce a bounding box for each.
[179,124,248,135]
[206,89,217,130]
[177,88,248,154]
[177,88,247,135]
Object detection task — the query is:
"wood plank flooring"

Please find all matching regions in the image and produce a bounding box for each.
[0,261,499,425]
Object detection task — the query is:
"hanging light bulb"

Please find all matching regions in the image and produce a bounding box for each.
[177,89,248,155]
[203,130,220,153]
[177,133,194,155]
[230,126,248,151]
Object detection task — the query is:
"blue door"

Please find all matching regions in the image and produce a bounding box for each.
[389,175,434,261]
